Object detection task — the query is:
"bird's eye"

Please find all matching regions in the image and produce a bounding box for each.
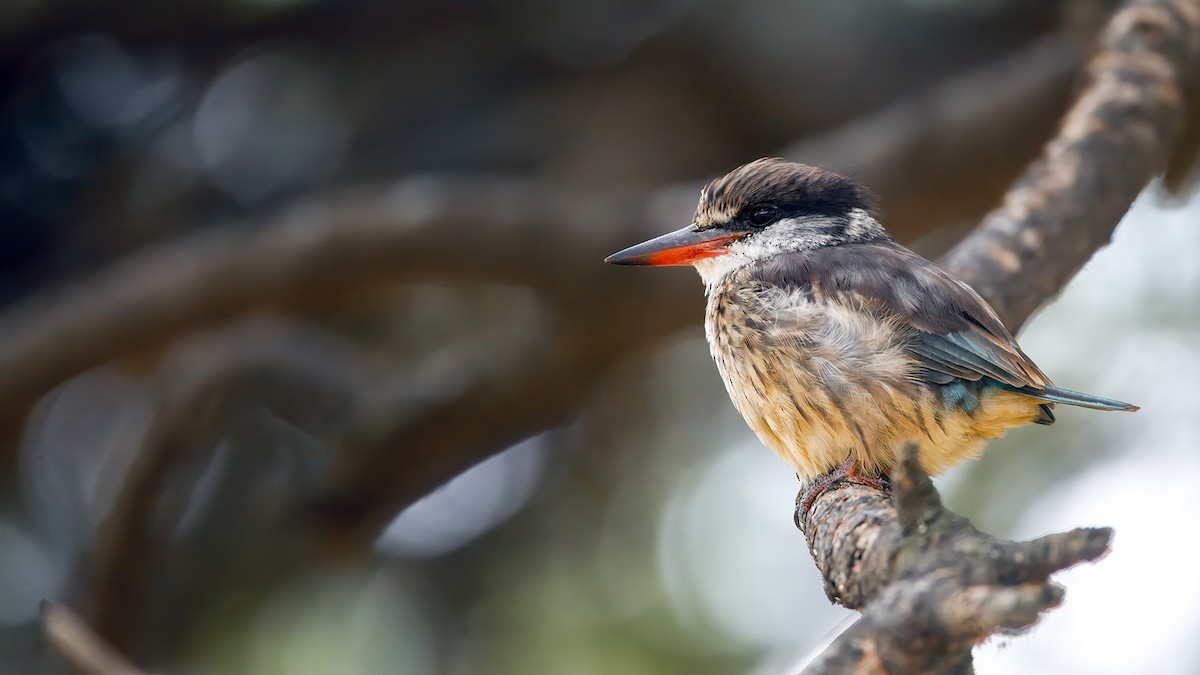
[747,205,778,227]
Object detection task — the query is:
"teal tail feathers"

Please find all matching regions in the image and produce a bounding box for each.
[1000,384,1140,412]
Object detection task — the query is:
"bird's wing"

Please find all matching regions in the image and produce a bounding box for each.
[752,241,1052,390]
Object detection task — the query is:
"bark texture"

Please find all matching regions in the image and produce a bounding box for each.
[801,448,1110,674]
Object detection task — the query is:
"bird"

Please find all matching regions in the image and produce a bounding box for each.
[605,158,1137,505]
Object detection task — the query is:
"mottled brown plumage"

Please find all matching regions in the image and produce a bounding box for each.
[607,158,1137,481]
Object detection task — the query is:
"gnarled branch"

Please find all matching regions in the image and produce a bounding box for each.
[800,448,1111,674]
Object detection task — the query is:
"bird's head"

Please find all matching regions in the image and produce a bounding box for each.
[605,158,887,287]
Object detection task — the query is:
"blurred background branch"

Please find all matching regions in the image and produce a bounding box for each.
[41,601,148,675]
[0,0,1197,673]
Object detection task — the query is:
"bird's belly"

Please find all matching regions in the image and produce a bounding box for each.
[712,341,906,479]
[712,339,1040,481]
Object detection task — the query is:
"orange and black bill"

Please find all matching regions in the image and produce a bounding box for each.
[604,225,747,266]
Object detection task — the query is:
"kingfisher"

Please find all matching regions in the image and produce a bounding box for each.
[606,158,1137,503]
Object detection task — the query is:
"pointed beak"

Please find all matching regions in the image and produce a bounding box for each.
[604,225,747,266]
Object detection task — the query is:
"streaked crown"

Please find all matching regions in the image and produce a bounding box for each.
[694,158,877,232]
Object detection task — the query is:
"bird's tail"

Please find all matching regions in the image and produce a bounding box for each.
[1002,384,1140,412]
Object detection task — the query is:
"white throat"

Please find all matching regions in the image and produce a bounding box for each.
[693,251,754,292]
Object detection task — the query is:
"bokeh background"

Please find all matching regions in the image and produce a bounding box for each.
[0,1,1197,673]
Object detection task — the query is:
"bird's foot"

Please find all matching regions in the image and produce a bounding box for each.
[795,456,892,528]
[845,458,892,493]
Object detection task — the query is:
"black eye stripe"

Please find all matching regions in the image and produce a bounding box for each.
[730,201,857,233]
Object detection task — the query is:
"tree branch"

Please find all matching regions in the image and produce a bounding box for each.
[800,449,1111,675]
[943,0,1200,330]
[799,0,1200,671]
